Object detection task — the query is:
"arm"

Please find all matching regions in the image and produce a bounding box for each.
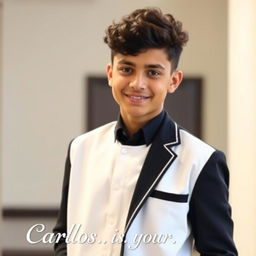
[53,141,72,256]
[188,150,238,256]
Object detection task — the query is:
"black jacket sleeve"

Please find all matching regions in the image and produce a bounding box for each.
[188,150,238,256]
[53,141,73,256]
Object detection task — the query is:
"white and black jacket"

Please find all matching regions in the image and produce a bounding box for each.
[53,112,238,256]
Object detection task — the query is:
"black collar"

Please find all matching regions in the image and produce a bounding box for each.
[114,111,165,146]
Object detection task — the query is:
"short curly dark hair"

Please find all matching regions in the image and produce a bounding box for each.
[104,8,189,70]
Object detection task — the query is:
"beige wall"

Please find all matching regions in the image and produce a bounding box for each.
[1,0,228,207]
[228,0,256,254]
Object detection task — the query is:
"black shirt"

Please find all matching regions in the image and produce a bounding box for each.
[115,111,165,146]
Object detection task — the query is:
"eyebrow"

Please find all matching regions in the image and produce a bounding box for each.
[118,60,165,70]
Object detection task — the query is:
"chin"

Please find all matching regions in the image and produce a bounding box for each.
[127,110,152,119]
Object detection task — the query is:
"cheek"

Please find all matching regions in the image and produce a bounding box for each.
[151,84,169,98]
[111,78,126,93]
[111,86,118,99]
[111,83,123,104]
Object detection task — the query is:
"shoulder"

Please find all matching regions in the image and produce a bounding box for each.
[175,126,228,183]
[177,127,218,162]
[70,121,117,155]
[177,127,229,188]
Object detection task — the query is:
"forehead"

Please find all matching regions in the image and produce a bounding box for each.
[113,48,172,68]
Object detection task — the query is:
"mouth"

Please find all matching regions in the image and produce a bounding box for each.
[124,93,151,103]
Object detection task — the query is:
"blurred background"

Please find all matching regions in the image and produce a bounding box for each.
[0,0,255,255]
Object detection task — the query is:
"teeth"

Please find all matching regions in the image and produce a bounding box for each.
[130,96,146,99]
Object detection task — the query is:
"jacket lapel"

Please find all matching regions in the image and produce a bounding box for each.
[124,112,181,233]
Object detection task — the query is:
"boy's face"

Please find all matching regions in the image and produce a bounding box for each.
[107,48,183,124]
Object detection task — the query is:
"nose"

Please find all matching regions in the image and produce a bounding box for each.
[129,73,146,90]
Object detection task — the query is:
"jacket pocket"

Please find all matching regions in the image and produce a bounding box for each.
[150,190,188,203]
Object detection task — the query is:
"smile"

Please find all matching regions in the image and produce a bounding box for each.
[129,95,149,100]
[124,94,151,104]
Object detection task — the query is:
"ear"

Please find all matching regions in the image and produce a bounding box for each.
[168,70,183,94]
[106,63,113,87]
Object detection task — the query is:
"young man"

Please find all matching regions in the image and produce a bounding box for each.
[53,8,238,256]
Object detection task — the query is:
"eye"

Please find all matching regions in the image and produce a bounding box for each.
[118,66,133,75]
[148,70,161,77]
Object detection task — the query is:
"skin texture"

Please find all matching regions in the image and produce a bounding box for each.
[107,48,183,136]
